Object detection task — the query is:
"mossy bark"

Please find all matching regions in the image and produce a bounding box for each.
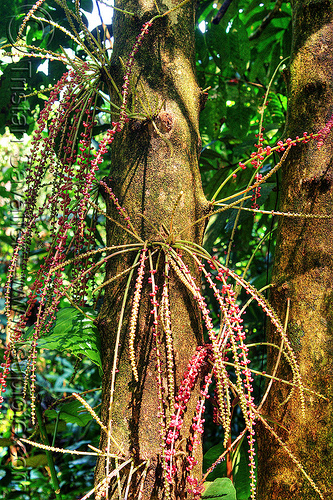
[94,1,208,498]
[258,1,333,499]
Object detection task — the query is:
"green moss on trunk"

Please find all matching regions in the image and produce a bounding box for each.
[94,1,208,498]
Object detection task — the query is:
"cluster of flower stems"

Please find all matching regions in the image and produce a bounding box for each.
[2,2,332,499]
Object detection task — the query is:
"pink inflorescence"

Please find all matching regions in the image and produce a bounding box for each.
[164,346,208,483]
[316,113,333,149]
[0,12,156,414]
[99,179,132,230]
[119,21,152,125]
[251,172,263,210]
[186,372,212,492]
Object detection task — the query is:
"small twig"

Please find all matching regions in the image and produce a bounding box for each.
[257,298,289,412]
[212,0,234,25]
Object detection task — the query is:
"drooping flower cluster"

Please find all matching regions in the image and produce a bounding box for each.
[316,112,333,148]
[142,247,259,498]
[128,246,147,381]
[0,5,154,419]
[164,346,208,482]
[186,372,212,497]
[119,21,152,125]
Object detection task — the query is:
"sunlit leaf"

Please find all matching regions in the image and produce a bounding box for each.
[45,400,93,427]
[34,307,102,368]
[203,478,237,499]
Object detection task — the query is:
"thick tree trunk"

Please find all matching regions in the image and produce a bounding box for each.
[94,1,208,498]
[258,1,333,499]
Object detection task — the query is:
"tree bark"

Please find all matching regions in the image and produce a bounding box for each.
[258,1,333,499]
[94,1,208,498]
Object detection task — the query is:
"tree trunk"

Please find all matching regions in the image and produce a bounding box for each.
[258,1,333,499]
[94,1,208,498]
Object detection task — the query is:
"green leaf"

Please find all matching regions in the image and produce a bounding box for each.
[204,210,229,250]
[45,400,93,427]
[200,89,227,140]
[245,8,289,28]
[3,491,25,499]
[229,16,250,74]
[0,468,13,487]
[27,28,43,46]
[80,0,94,13]
[196,28,209,68]
[232,444,252,500]
[205,23,229,71]
[282,20,292,58]
[226,100,252,140]
[21,454,49,467]
[202,478,237,499]
[203,443,227,481]
[0,438,12,447]
[34,307,102,367]
[37,92,50,101]
[0,65,14,135]
[45,420,67,434]
[202,432,255,499]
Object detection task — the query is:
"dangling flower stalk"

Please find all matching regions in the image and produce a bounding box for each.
[128,245,147,381]
[147,250,171,499]
[161,253,175,417]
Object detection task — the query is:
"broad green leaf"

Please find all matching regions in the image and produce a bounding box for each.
[256,25,284,46]
[35,307,102,367]
[229,17,250,74]
[282,20,292,59]
[232,443,252,500]
[27,28,43,46]
[203,443,227,481]
[202,478,237,499]
[196,28,209,68]
[200,88,227,140]
[268,43,283,81]
[205,23,230,71]
[0,438,12,446]
[1,0,27,40]
[22,454,49,467]
[245,8,290,28]
[204,210,229,250]
[202,435,255,499]
[81,0,94,13]
[37,92,49,101]
[2,491,25,499]
[227,100,253,139]
[0,65,14,135]
[45,420,67,434]
[45,400,93,426]
[0,468,12,487]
